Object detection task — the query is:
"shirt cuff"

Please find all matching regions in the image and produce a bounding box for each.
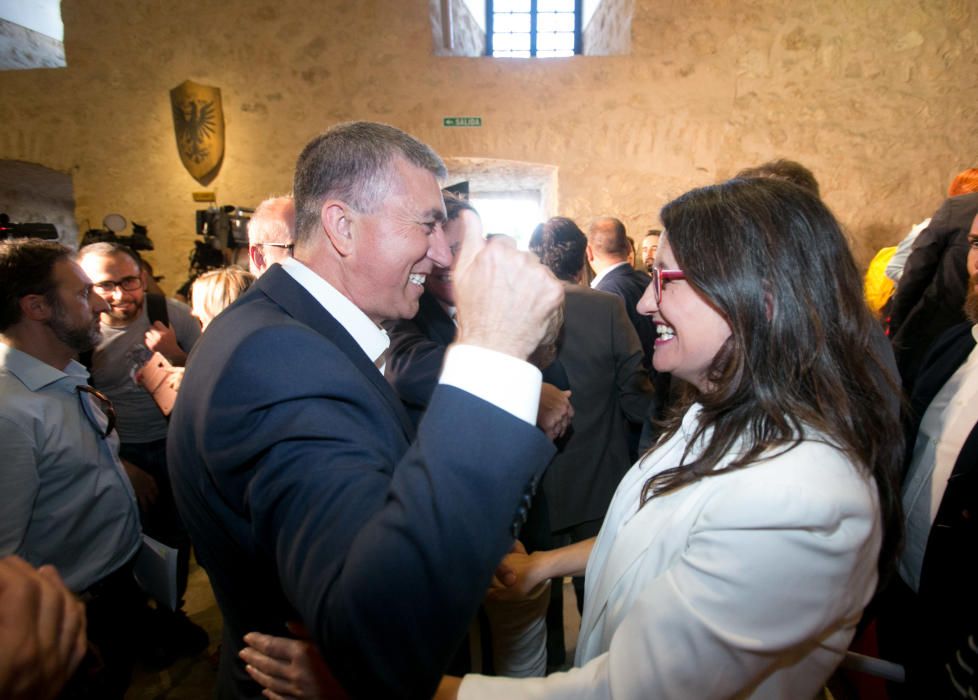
[439,344,542,426]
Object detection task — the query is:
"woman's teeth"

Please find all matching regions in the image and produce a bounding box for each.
[409,273,427,286]
[656,323,675,340]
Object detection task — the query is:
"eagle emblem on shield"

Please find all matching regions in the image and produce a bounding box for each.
[170,80,225,185]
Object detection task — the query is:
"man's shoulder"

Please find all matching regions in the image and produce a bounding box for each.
[569,282,624,305]
[0,362,57,434]
[617,265,650,287]
[565,284,628,326]
[189,294,364,388]
[909,324,977,409]
[163,296,202,346]
[0,369,31,411]
[929,192,978,231]
[922,323,975,371]
[164,296,195,320]
[949,191,978,211]
[596,265,649,292]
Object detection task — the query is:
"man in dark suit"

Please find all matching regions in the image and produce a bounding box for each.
[877,221,978,697]
[530,218,653,663]
[889,193,978,389]
[587,216,670,457]
[167,121,564,699]
[536,218,652,556]
[587,217,654,369]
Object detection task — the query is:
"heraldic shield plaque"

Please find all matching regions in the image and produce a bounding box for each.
[170,80,225,185]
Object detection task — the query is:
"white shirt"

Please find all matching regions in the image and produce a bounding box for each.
[589,261,629,289]
[280,257,541,425]
[899,325,978,592]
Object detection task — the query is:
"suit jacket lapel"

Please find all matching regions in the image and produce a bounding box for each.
[256,265,415,440]
[606,265,628,283]
[911,326,975,421]
[579,486,703,648]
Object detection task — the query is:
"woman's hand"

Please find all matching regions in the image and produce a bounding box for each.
[490,537,597,602]
[488,542,548,601]
[432,675,462,700]
[239,622,347,700]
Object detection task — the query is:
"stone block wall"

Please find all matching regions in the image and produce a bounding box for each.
[0,0,975,289]
[584,0,631,56]
[431,0,485,57]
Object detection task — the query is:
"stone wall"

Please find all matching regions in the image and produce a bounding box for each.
[431,0,485,57]
[0,161,77,247]
[0,0,976,289]
[583,0,632,56]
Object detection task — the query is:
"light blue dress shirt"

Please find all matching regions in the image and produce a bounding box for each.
[0,343,142,592]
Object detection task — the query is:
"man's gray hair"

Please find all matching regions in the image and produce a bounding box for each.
[248,195,295,246]
[292,121,447,245]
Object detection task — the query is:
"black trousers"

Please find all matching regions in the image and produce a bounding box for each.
[546,518,603,668]
[119,438,191,601]
[63,559,150,700]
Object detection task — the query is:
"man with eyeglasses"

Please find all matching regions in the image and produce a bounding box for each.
[0,239,144,697]
[247,195,296,276]
[76,241,205,664]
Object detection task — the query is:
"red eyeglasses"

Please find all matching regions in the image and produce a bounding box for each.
[650,267,686,304]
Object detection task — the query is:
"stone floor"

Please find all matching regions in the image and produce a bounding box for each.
[125,561,581,699]
[126,560,222,699]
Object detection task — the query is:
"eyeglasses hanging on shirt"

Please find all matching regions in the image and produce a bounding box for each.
[76,385,117,439]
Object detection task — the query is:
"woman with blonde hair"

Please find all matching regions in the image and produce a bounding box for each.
[190,266,255,330]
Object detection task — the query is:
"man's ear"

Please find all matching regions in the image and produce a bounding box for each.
[248,245,265,272]
[320,201,355,257]
[585,244,595,262]
[19,294,52,322]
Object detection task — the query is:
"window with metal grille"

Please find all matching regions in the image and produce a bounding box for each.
[486,0,581,58]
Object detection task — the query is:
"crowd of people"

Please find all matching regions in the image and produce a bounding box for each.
[1,121,976,700]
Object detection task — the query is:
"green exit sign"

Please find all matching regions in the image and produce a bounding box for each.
[443,116,482,127]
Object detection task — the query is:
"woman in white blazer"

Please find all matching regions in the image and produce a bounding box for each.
[442,177,904,699]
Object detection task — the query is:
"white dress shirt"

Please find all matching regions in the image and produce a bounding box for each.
[589,261,629,289]
[899,325,978,592]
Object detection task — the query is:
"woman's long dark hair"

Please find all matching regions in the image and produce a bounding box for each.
[642,178,903,581]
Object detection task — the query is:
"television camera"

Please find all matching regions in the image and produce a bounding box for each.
[178,205,254,298]
[79,213,154,251]
[0,213,58,241]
